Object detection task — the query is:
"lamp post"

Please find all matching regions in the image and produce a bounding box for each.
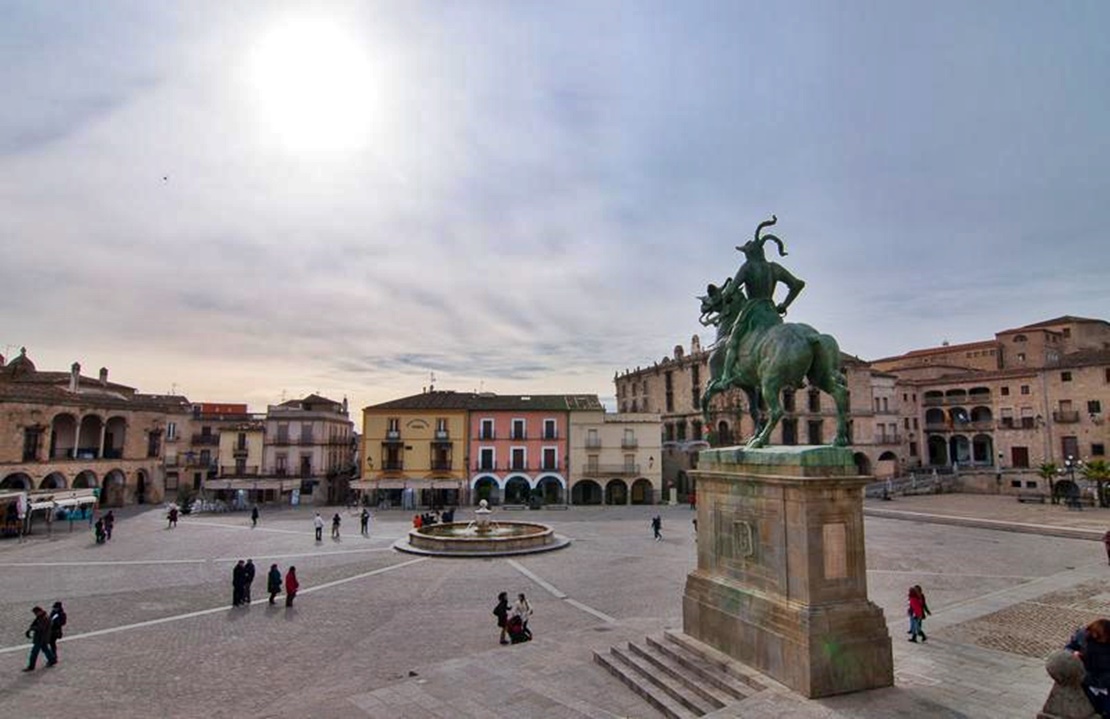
[1058,455,1084,507]
[996,451,1004,493]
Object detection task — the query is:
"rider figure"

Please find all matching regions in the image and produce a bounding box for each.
[721,215,805,384]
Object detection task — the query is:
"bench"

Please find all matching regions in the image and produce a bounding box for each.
[1016,493,1047,504]
[501,504,528,511]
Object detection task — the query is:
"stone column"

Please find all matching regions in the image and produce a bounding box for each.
[683,445,893,698]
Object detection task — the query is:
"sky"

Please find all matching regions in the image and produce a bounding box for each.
[1,1,1108,415]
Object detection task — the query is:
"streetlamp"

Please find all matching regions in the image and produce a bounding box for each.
[1058,455,1084,508]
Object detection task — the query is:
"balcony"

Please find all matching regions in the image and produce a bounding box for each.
[543,431,558,440]
[220,465,260,477]
[471,462,562,473]
[585,437,602,449]
[384,431,402,443]
[191,434,219,446]
[232,447,249,458]
[430,460,453,471]
[479,431,496,441]
[873,434,902,445]
[621,438,639,449]
[381,460,404,471]
[434,430,450,441]
[1053,410,1080,424]
[579,464,640,477]
[511,432,527,441]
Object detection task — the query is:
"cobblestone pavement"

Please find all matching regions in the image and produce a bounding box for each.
[0,497,1103,718]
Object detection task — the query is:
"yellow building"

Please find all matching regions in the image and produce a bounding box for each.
[358,391,470,507]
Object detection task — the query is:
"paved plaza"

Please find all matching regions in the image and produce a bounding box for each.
[1,495,1109,718]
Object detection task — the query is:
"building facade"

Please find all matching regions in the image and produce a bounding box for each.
[568,410,663,504]
[263,394,355,505]
[0,349,190,506]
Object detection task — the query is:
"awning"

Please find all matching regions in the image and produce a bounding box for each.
[202,479,301,492]
[351,479,410,490]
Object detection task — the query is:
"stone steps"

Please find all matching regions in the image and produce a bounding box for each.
[592,632,767,718]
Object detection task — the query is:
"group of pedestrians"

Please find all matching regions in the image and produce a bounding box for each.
[492,591,533,645]
[93,510,114,544]
[233,560,298,607]
[23,602,65,672]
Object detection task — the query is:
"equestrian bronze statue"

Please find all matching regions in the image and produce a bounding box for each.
[699,215,850,448]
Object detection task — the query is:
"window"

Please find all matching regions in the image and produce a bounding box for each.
[277,423,289,443]
[1089,400,1103,414]
[1000,386,1009,396]
[807,420,823,445]
[587,454,599,471]
[1063,328,1071,338]
[904,418,910,430]
[236,432,247,450]
[909,442,918,457]
[480,419,494,440]
[22,427,41,462]
[665,371,674,412]
[1092,443,1105,457]
[511,447,526,470]
[479,448,495,471]
[808,389,821,413]
[300,424,313,443]
[1017,353,1026,362]
[586,428,600,448]
[623,454,636,471]
[783,389,796,413]
[276,454,287,475]
[782,418,797,445]
[200,449,211,467]
[166,421,178,440]
[512,419,526,440]
[874,398,880,412]
[692,420,702,440]
[543,419,557,440]
[1020,385,1030,395]
[676,422,687,441]
[882,397,889,412]
[1062,371,1073,382]
[913,417,919,430]
[1010,480,1022,488]
[542,447,557,470]
[147,430,162,458]
[436,417,448,432]
[299,455,312,477]
[1014,334,1027,343]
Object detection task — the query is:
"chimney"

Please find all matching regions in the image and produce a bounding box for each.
[99,367,109,385]
[69,362,81,393]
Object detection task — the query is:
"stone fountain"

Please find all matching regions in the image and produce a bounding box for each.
[393,499,570,557]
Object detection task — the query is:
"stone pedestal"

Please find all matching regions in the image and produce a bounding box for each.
[683,445,893,698]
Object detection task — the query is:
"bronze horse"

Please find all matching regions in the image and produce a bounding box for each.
[699,285,850,448]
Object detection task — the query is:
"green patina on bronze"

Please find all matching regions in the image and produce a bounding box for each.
[700,215,850,448]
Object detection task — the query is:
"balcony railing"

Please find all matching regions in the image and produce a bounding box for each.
[585,438,602,449]
[232,447,249,457]
[220,465,260,477]
[579,464,640,477]
[479,431,496,440]
[381,460,404,471]
[430,460,453,471]
[472,462,563,473]
[621,438,639,449]
[434,430,450,440]
[511,432,527,441]
[543,431,558,440]
[191,434,219,445]
[1053,410,1080,423]
[384,431,402,443]
[873,434,903,444]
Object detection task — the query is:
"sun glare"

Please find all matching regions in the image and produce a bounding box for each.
[247,19,377,153]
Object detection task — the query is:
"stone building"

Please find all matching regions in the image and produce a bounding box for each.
[167,402,255,499]
[263,394,355,505]
[0,348,190,506]
[567,410,663,505]
[617,315,1110,497]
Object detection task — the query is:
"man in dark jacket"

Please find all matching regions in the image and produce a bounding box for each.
[232,560,246,607]
[23,606,56,670]
[48,601,66,661]
[243,560,256,604]
[267,564,282,605]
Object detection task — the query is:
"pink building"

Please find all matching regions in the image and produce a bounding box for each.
[469,394,601,505]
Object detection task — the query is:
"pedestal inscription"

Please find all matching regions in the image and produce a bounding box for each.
[683,445,893,698]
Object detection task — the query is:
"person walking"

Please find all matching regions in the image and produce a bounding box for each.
[243,559,256,604]
[251,506,259,529]
[313,513,324,542]
[104,510,114,540]
[232,560,246,607]
[331,512,341,539]
[94,518,106,544]
[493,591,510,645]
[651,514,662,541]
[284,566,299,607]
[48,601,66,662]
[360,508,370,536]
[267,564,282,605]
[907,585,930,642]
[1103,529,1110,566]
[23,606,56,671]
[167,506,178,529]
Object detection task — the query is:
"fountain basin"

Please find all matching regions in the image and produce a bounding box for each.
[393,520,570,557]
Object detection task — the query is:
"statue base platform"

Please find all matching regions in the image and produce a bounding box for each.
[682,445,893,699]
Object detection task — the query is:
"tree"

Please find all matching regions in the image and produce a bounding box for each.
[1082,460,1110,508]
[1037,463,1059,504]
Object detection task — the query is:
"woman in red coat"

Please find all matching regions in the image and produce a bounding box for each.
[907,586,928,642]
[284,566,299,607]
